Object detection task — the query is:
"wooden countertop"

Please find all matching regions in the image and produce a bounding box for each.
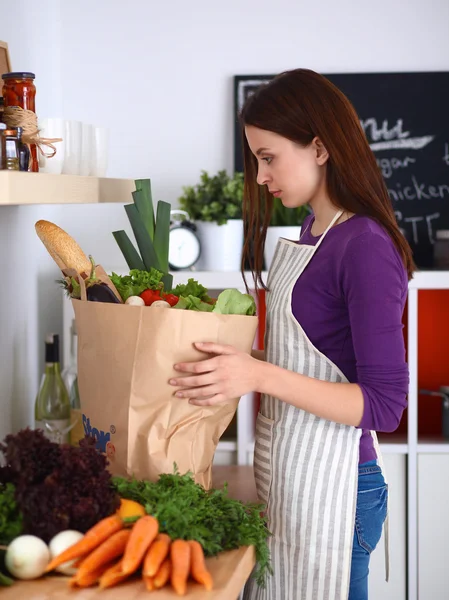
[2,546,255,600]
[2,467,259,600]
[211,465,258,503]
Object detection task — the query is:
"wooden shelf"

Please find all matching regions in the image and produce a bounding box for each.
[0,171,135,206]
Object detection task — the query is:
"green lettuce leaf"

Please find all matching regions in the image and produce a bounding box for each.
[110,268,164,302]
[173,295,214,312]
[170,278,212,303]
[212,289,256,316]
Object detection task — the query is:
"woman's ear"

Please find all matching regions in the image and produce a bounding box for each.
[313,137,329,165]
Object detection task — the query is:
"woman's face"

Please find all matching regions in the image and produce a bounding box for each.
[244,125,328,209]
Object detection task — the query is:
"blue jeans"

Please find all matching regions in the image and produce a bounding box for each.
[349,460,388,600]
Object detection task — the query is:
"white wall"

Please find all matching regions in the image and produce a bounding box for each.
[0,0,448,434]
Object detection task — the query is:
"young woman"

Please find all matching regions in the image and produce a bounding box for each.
[169,68,412,599]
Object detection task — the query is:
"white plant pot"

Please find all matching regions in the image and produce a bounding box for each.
[195,220,244,271]
[264,225,302,270]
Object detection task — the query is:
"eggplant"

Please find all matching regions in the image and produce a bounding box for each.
[86,283,121,303]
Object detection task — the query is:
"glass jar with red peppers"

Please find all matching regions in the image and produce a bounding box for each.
[1,72,38,172]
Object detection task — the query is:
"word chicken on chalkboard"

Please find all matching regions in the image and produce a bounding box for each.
[234,72,449,268]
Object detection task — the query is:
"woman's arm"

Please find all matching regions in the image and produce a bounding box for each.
[259,363,364,425]
[171,346,364,426]
[171,232,408,431]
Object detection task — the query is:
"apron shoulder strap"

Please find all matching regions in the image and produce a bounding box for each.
[313,209,344,251]
[315,210,343,251]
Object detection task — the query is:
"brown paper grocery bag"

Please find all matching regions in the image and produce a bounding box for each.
[72,299,258,489]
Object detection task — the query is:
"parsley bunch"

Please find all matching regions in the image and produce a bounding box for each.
[113,470,272,586]
[0,483,22,545]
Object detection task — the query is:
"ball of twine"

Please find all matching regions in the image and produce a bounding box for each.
[3,106,63,158]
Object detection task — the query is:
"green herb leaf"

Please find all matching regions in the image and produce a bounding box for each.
[153,200,171,274]
[112,469,272,587]
[0,483,23,546]
[114,180,173,285]
[112,230,146,271]
[0,569,14,586]
[134,180,155,239]
[125,203,161,272]
[161,272,173,292]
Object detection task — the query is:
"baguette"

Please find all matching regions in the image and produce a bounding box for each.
[35,220,92,274]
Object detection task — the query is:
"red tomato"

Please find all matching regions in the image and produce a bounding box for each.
[163,293,179,307]
[139,289,161,306]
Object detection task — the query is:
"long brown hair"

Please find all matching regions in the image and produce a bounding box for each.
[240,68,415,290]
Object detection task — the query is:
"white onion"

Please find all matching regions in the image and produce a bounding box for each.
[48,530,84,575]
[5,535,50,580]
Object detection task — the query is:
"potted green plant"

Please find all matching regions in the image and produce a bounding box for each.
[264,199,310,269]
[178,170,244,271]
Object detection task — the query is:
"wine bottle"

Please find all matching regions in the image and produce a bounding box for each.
[35,333,71,444]
[62,320,84,446]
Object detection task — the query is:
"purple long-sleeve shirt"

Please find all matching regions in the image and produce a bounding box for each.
[291,213,409,464]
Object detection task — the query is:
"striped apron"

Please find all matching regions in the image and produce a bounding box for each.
[243,210,387,600]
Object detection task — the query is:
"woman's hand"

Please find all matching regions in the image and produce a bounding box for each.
[169,342,262,406]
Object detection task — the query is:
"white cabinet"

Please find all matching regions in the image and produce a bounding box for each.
[369,454,407,600]
[418,454,449,599]
[407,273,449,600]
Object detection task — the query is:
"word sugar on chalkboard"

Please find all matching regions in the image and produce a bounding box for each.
[234,72,449,268]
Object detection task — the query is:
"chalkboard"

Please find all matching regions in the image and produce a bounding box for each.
[234,72,449,268]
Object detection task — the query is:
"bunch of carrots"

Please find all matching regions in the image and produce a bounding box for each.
[44,499,213,596]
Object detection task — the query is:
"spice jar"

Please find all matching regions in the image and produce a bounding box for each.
[1,72,38,172]
[2,128,20,170]
[14,126,30,171]
[433,230,449,269]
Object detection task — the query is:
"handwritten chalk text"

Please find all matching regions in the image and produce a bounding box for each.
[388,177,449,202]
[377,156,416,178]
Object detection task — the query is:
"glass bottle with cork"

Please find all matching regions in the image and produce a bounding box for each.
[1,72,38,172]
[35,333,71,444]
[62,319,84,446]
